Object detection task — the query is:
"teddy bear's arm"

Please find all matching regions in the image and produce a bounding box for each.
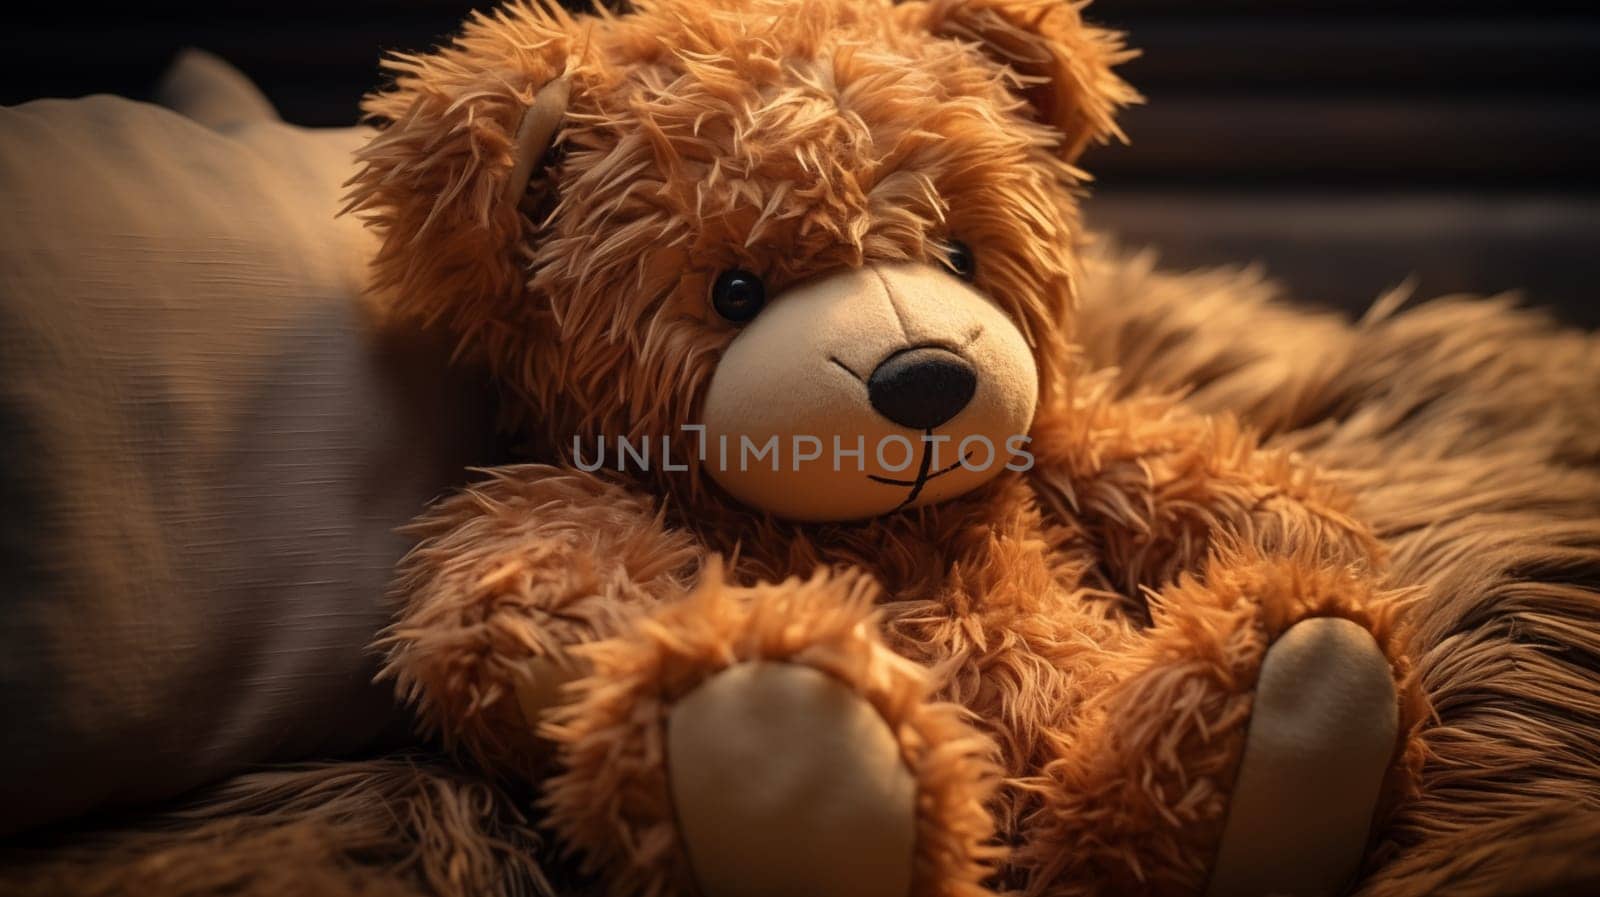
[378,465,999,897]
[1026,384,1382,598]
[376,463,705,774]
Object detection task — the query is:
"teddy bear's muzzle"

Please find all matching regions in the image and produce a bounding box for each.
[699,262,1038,522]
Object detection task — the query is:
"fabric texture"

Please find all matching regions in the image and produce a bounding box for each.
[0,52,497,834]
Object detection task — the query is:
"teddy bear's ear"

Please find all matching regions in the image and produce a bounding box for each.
[908,0,1139,163]
[344,7,578,332]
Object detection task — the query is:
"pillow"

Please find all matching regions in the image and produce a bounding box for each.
[0,52,498,834]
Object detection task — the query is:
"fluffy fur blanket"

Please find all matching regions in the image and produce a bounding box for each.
[6,246,1598,897]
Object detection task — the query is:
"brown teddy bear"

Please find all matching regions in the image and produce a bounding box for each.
[346,1,1427,895]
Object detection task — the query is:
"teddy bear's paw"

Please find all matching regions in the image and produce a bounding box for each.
[1206,617,1399,897]
[666,661,918,897]
[541,569,1000,896]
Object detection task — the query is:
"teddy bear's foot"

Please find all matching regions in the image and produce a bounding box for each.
[539,565,999,897]
[1019,555,1419,897]
[668,661,917,897]
[1204,617,1398,897]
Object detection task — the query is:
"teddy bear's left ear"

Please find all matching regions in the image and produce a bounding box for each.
[343,7,577,334]
[907,0,1139,163]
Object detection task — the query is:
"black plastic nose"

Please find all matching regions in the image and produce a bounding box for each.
[867,346,978,430]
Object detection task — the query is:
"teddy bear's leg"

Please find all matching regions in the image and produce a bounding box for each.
[1018,550,1425,897]
[540,565,1001,897]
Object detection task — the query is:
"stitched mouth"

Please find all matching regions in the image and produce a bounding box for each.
[868,431,975,511]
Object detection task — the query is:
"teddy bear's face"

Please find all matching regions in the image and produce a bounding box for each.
[352,0,1135,522]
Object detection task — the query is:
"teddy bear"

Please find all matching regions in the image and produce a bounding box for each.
[345,0,1427,895]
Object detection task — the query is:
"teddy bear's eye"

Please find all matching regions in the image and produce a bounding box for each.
[711,269,767,323]
[944,241,977,282]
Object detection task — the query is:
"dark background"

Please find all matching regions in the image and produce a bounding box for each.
[4,0,1597,325]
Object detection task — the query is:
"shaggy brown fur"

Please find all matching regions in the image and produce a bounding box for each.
[8,1,1596,895]
[1075,248,1600,897]
[344,0,1135,452]
[0,757,554,897]
[343,1,1432,894]
[6,254,1597,897]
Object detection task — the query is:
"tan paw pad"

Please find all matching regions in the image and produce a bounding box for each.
[666,661,917,897]
[1207,617,1400,897]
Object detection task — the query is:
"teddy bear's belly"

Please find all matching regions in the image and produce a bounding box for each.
[722,484,1140,801]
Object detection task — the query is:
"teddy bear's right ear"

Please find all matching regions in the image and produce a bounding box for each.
[905,0,1139,164]
[344,6,578,334]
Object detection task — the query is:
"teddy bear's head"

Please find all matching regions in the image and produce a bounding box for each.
[349,0,1135,522]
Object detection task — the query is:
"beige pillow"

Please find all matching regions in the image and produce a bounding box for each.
[0,53,496,834]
